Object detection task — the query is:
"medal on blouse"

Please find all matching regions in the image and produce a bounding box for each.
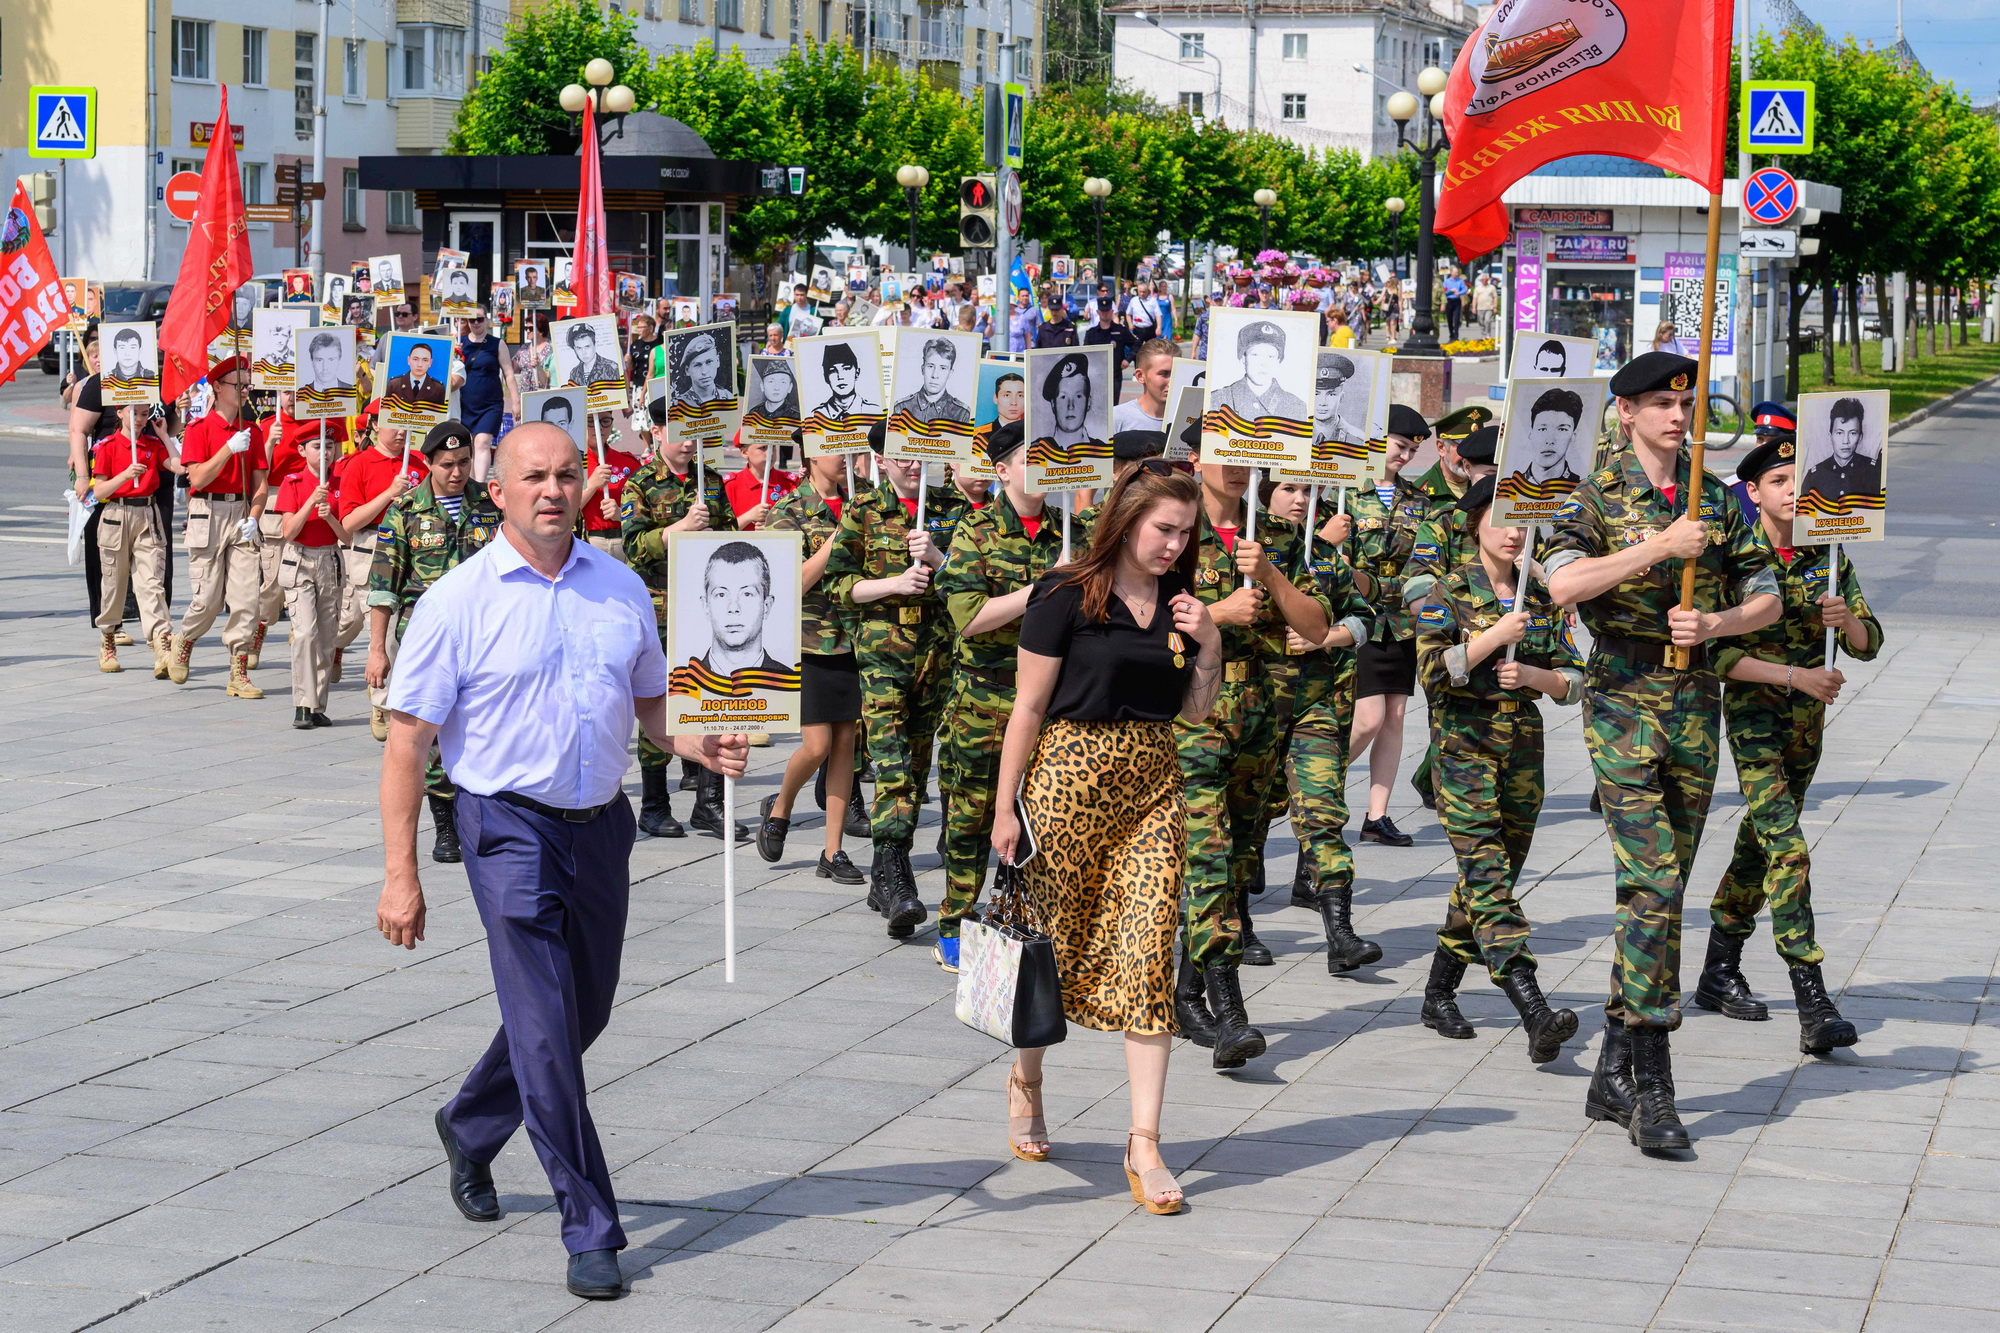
[1168,631,1186,669]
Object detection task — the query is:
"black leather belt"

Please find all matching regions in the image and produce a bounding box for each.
[493,790,615,823]
[195,492,247,502]
[107,496,154,506]
[1594,635,1709,670]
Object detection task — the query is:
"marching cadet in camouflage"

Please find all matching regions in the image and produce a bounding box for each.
[621,394,738,840]
[1543,351,1781,1152]
[1172,438,1330,1069]
[365,421,500,864]
[1260,476,1380,973]
[932,421,1064,971]
[1696,432,1882,1055]
[1414,475,1584,1064]
[824,423,968,938]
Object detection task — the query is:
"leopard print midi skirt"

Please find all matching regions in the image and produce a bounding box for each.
[1021,719,1186,1035]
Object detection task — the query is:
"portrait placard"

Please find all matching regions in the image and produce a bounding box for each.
[969,359,1027,479]
[60,277,90,334]
[1200,308,1316,469]
[551,258,576,309]
[340,295,372,329]
[100,322,160,406]
[1493,376,1607,527]
[280,268,316,307]
[321,271,351,323]
[662,320,742,450]
[1508,332,1598,382]
[293,326,358,421]
[435,263,481,320]
[521,388,589,451]
[488,280,516,326]
[368,254,406,306]
[887,328,980,464]
[1273,348,1386,489]
[514,260,550,309]
[1793,389,1888,546]
[251,307,311,391]
[1023,345,1114,494]
[743,354,802,450]
[616,273,647,312]
[798,332,884,457]
[1163,357,1206,462]
[377,332,453,432]
[552,314,627,416]
[665,530,804,736]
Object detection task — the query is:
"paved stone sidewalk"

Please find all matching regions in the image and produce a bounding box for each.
[1,460,1997,1333]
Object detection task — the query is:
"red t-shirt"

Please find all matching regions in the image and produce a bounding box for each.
[1019,514,1043,539]
[1214,523,1239,553]
[723,464,800,529]
[825,495,844,522]
[93,429,170,499]
[335,447,429,521]
[274,472,340,548]
[180,412,269,495]
[900,496,919,522]
[584,446,644,533]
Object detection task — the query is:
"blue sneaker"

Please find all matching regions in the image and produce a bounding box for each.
[933,936,961,973]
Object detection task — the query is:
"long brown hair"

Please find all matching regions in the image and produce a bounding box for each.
[1052,465,1202,622]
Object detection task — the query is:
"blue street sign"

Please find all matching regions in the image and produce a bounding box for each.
[1742,81,1815,155]
[1743,168,1799,227]
[30,87,95,159]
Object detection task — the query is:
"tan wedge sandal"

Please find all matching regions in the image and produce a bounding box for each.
[1006,1065,1050,1162]
[1123,1128,1183,1215]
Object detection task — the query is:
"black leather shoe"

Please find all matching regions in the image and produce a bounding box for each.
[1204,963,1267,1069]
[1499,966,1578,1064]
[293,706,314,731]
[427,793,462,865]
[1421,947,1475,1039]
[637,765,684,839]
[816,850,864,884]
[1289,856,1318,910]
[310,709,332,728]
[1790,961,1859,1055]
[566,1248,624,1300]
[1360,816,1414,847]
[1238,890,1274,967]
[1174,956,1219,1048]
[1317,884,1383,973]
[1627,1026,1692,1152]
[1584,1016,1637,1128]
[755,794,788,864]
[1692,931,1769,1021]
[434,1107,498,1222]
[881,846,926,938]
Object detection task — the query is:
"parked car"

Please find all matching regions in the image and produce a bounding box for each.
[40,281,174,374]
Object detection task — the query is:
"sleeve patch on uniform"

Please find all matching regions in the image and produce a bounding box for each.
[1552,500,1583,523]
[1413,542,1439,559]
[1417,603,1450,628]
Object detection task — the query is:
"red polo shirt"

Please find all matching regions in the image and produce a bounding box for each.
[723,464,799,529]
[92,429,171,499]
[584,445,644,533]
[274,472,341,548]
[180,412,269,495]
[334,446,429,522]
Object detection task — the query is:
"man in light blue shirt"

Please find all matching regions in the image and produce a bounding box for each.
[376,421,747,1301]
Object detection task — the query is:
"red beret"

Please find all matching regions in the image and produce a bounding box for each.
[207,356,247,380]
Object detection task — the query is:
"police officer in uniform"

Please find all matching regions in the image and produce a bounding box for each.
[1543,351,1781,1152]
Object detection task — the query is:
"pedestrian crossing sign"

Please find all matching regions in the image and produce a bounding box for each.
[1741,81,1814,155]
[30,87,95,159]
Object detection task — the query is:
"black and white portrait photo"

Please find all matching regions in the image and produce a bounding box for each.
[100,321,159,406]
[553,314,624,413]
[890,330,977,427]
[800,334,884,425]
[1494,376,1606,526]
[744,355,802,448]
[1509,333,1596,382]
[252,308,309,391]
[437,265,481,319]
[664,531,804,736]
[521,388,589,451]
[320,272,349,321]
[1200,308,1316,468]
[1794,388,1889,544]
[230,281,262,333]
[1313,351,1371,448]
[369,254,405,303]
[667,323,737,412]
[294,327,358,420]
[1023,345,1113,493]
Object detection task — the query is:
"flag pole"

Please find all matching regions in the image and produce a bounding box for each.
[1666,191,1724,671]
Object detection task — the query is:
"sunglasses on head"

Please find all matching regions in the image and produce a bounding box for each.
[1138,458,1176,477]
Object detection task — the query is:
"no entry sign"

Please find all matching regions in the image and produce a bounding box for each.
[163,171,205,223]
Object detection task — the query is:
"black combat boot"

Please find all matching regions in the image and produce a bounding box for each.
[1318,884,1383,973]
[1626,1026,1692,1151]
[1238,890,1274,966]
[880,845,926,938]
[679,759,700,792]
[866,858,891,916]
[637,765,683,838]
[1174,956,1219,1047]
[1498,967,1579,1064]
[1289,857,1318,910]
[1789,962,1859,1055]
[844,773,872,840]
[1421,947,1475,1039]
[427,793,461,865]
[688,769,749,842]
[1584,1016,1637,1127]
[1691,931,1769,1020]
[1203,963,1267,1070]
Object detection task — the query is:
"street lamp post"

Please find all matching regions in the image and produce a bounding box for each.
[896,164,930,269]
[558,59,638,148]
[1384,195,1406,274]
[1254,187,1278,252]
[1083,177,1113,285]
[1387,66,1450,357]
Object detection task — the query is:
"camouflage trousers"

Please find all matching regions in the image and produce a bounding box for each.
[1284,657,1358,891]
[860,638,952,848]
[1177,670,1276,966]
[1433,702,1544,979]
[937,669,1014,939]
[1583,659,1723,1030]
[1709,699,1826,966]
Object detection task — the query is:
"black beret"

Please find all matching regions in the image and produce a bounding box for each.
[1609,350,1698,398]
[1387,403,1429,441]
[790,428,805,445]
[1180,415,1203,452]
[1042,352,1091,401]
[1112,429,1167,461]
[867,418,887,453]
[422,419,473,457]
[1456,424,1499,465]
[1432,405,1493,441]
[984,420,1026,465]
[1736,434,1800,484]
[647,390,668,427]
[1455,473,1496,516]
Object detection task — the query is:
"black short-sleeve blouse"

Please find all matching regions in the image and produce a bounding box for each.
[1019,570,1193,722]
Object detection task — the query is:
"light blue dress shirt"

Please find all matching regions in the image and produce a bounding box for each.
[387,535,669,809]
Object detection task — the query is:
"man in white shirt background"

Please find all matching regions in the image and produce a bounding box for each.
[1111,337,1176,433]
[375,422,747,1301]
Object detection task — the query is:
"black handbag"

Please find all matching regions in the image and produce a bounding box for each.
[954,860,1068,1049]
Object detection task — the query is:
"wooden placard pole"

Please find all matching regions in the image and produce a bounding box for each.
[1666,193,1725,671]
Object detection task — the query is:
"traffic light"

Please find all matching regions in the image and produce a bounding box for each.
[24,172,56,235]
[959,175,996,249]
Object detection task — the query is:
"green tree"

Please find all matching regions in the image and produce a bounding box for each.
[447,1,658,156]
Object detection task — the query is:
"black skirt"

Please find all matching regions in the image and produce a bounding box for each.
[801,651,862,725]
[1355,637,1418,699]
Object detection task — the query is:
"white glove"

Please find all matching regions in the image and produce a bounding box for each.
[226,429,252,455]
[237,517,259,544]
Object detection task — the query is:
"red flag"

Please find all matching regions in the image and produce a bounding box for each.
[573,100,614,318]
[0,184,70,383]
[159,86,253,403]
[1437,0,1733,262]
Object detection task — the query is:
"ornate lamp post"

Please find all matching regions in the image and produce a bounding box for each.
[1253,187,1278,252]
[1388,65,1450,357]
[1083,176,1113,284]
[896,164,930,268]
[559,58,637,146]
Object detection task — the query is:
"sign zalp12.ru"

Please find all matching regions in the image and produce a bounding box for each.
[1546,234,1632,264]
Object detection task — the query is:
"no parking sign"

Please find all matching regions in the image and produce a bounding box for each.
[1743,168,1799,227]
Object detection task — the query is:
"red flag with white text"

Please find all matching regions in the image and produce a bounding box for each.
[1437,0,1733,261]
[574,100,614,318]
[159,86,253,403]
[0,185,69,383]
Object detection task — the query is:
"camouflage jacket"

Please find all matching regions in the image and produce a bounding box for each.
[824,481,969,650]
[366,481,501,623]
[619,456,736,592]
[1347,471,1437,642]
[1542,445,1779,651]
[1714,529,1883,719]
[1287,530,1376,692]
[1189,507,1326,666]
[939,492,1064,677]
[765,483,856,658]
[1416,563,1584,706]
